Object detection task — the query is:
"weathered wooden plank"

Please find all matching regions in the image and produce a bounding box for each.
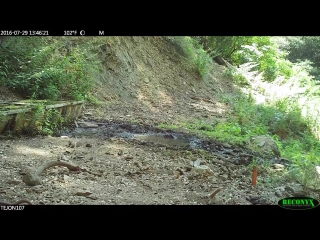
[45,101,84,109]
[0,115,13,134]
[1,100,84,134]
[0,100,17,104]
[1,108,33,115]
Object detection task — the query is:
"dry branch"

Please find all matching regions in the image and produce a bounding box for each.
[22,161,80,186]
[0,199,33,205]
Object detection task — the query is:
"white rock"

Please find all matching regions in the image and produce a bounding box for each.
[64,175,71,181]
[80,122,99,128]
[272,163,285,169]
[191,165,214,176]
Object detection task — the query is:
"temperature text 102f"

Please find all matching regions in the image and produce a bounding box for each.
[64,30,77,36]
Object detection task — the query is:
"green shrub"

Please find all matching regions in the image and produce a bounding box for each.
[260,52,278,81]
[0,37,99,101]
[225,68,250,86]
[42,108,65,135]
[277,58,293,79]
[166,37,212,78]
[231,37,293,82]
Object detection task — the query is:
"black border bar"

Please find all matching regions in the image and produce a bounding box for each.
[1,204,314,211]
[0,30,109,36]
[2,29,316,36]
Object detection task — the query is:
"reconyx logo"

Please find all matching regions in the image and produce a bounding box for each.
[278,197,319,210]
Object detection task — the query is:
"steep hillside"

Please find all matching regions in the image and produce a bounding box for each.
[88,36,237,126]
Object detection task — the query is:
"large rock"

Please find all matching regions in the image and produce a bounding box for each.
[247,135,281,157]
[190,165,214,177]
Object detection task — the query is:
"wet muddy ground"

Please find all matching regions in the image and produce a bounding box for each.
[62,119,291,167]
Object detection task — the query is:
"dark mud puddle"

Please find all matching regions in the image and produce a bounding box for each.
[61,120,289,166]
[62,120,202,149]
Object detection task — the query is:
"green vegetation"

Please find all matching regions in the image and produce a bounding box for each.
[0,36,103,102]
[42,108,66,135]
[159,90,319,162]
[192,36,293,82]
[17,101,67,136]
[248,156,259,169]
[165,36,294,83]
[158,123,180,130]
[159,36,320,188]
[0,37,106,135]
[231,37,293,81]
[279,36,320,82]
[159,89,320,186]
[164,37,213,78]
[224,68,250,86]
[196,36,255,59]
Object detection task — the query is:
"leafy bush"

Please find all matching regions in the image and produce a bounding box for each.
[196,36,256,60]
[231,37,293,82]
[283,37,320,64]
[165,37,212,78]
[276,58,293,79]
[225,68,249,86]
[0,37,100,101]
[266,98,307,139]
[42,108,66,135]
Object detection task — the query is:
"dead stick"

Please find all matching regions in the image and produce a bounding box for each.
[35,161,80,176]
[239,153,255,158]
[23,161,80,186]
[209,188,222,198]
[0,199,33,205]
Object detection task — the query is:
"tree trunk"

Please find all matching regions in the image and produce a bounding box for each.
[213,56,228,67]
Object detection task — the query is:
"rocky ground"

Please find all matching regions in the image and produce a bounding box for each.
[0,36,319,205]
